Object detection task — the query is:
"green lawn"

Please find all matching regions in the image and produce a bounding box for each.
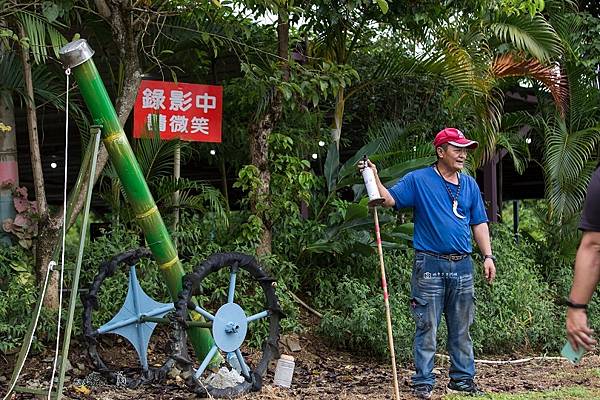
[445,387,600,399]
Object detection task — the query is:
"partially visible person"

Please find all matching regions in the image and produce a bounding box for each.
[566,165,600,351]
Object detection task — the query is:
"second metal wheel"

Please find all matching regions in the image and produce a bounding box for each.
[172,252,282,398]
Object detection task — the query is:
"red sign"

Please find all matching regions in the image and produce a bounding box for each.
[133,80,223,142]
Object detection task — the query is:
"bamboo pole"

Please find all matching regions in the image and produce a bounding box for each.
[59,39,217,361]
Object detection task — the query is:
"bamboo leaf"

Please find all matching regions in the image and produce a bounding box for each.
[337,138,382,183]
[324,142,339,193]
[378,156,437,185]
[375,0,388,14]
[345,203,368,221]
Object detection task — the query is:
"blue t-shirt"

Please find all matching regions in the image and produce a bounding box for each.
[388,166,488,254]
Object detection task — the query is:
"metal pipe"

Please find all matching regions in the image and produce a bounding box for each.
[140,316,212,328]
[56,127,101,400]
[59,39,217,361]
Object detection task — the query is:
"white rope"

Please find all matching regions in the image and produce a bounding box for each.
[47,67,71,399]
[1,261,55,400]
[435,353,568,365]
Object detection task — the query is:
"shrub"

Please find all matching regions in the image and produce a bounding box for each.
[0,245,50,353]
[470,225,559,354]
[316,250,415,360]
[316,224,564,360]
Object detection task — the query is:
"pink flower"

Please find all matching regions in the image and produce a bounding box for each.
[14,186,28,198]
[13,214,30,228]
[2,219,13,232]
[14,197,29,213]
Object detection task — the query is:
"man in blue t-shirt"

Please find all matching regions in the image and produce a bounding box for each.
[359,128,496,399]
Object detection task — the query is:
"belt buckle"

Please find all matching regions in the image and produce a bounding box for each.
[450,254,462,261]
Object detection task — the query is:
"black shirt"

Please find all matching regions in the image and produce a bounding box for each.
[579,166,600,232]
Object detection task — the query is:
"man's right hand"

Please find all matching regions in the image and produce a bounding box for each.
[566,308,597,351]
[357,159,377,174]
[357,158,394,207]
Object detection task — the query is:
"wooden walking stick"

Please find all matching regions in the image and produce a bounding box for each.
[373,207,401,400]
[361,156,400,400]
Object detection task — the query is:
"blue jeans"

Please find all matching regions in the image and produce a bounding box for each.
[410,251,475,386]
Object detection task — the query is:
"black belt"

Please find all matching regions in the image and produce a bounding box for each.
[417,250,469,261]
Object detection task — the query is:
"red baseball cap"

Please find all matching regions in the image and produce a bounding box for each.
[433,128,478,149]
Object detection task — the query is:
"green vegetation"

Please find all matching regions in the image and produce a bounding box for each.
[445,386,600,399]
[0,1,599,387]
[316,222,571,359]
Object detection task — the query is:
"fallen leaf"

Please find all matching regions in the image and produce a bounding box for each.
[73,385,91,395]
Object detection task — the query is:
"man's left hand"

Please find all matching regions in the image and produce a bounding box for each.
[483,258,496,284]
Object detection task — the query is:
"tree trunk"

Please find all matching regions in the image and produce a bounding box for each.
[0,90,18,246]
[19,27,47,218]
[331,87,345,150]
[19,24,58,308]
[66,3,142,228]
[277,12,290,81]
[36,216,61,307]
[219,157,229,209]
[249,99,279,256]
[18,0,143,309]
[249,11,289,256]
[172,141,181,248]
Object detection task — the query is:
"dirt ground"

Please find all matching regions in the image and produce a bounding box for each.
[2,324,600,400]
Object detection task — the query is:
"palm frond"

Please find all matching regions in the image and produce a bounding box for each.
[151,176,228,227]
[365,120,434,168]
[0,51,24,98]
[563,63,600,132]
[545,160,597,222]
[0,52,89,141]
[490,14,562,63]
[17,12,67,64]
[541,114,600,222]
[365,120,406,154]
[496,129,530,174]
[542,0,578,16]
[428,27,490,95]
[366,52,422,86]
[550,10,581,57]
[492,53,568,116]
[465,92,505,167]
[30,65,90,141]
[543,119,599,183]
[132,135,191,179]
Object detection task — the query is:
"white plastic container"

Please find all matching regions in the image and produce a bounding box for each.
[273,354,295,388]
[361,163,384,206]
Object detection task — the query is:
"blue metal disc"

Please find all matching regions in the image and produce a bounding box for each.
[212,303,248,353]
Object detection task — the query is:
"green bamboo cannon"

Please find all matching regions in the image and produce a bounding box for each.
[58,40,216,361]
[58,40,281,398]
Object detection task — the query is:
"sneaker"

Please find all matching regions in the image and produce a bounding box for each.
[412,384,433,399]
[447,379,485,396]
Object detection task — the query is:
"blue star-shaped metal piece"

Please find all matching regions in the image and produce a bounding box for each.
[97,266,174,370]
